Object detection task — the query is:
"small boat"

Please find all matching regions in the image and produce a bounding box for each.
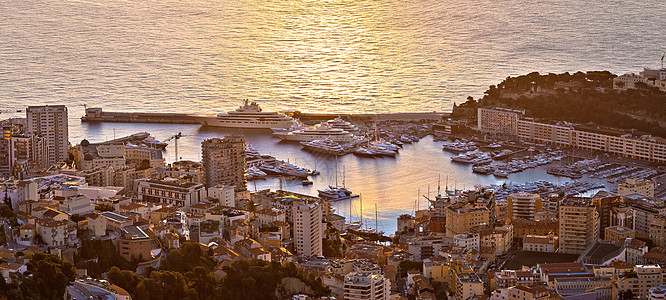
[302,179,313,186]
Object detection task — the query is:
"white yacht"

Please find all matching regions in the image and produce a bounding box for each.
[195,100,294,129]
[274,124,357,143]
[300,139,346,156]
[326,118,359,132]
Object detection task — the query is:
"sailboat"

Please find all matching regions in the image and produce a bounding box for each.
[318,159,359,201]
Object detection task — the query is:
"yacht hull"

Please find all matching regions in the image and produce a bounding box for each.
[196,116,294,129]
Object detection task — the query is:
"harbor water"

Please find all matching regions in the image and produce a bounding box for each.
[77,122,611,235]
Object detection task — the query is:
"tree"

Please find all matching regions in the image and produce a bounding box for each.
[20,252,76,300]
[398,260,424,277]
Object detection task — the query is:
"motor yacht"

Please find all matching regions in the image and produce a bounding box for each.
[195,100,294,129]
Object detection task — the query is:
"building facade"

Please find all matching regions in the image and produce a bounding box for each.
[508,193,543,220]
[26,105,68,164]
[558,198,600,254]
[344,272,390,300]
[293,201,323,257]
[201,136,246,191]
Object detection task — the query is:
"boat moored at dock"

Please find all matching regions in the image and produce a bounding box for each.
[194,100,294,129]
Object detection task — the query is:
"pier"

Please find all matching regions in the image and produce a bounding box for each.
[80,107,447,124]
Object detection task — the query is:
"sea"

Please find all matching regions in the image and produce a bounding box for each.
[1,0,664,234]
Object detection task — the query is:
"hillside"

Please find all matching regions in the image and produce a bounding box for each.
[470,71,666,138]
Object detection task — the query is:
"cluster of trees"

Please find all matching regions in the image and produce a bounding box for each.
[474,71,666,138]
[0,253,76,300]
[76,239,137,278]
[108,243,329,300]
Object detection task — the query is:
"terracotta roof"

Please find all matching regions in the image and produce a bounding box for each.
[36,218,68,228]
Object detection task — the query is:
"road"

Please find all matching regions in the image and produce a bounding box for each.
[67,286,88,300]
[3,221,25,251]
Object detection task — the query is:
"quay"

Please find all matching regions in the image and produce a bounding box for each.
[81,107,199,124]
[80,107,447,124]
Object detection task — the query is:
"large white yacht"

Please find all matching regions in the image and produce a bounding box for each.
[273,124,358,143]
[195,100,294,129]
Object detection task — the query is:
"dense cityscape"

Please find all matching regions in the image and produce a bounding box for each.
[0,66,665,300]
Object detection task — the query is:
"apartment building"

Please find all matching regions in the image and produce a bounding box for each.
[137,178,206,210]
[343,272,390,300]
[477,107,522,135]
[35,218,69,247]
[446,203,490,236]
[618,178,655,198]
[118,226,152,262]
[293,201,323,257]
[558,198,599,254]
[477,108,666,163]
[454,273,483,300]
[76,142,126,170]
[26,105,68,164]
[508,193,543,220]
[650,215,666,248]
[616,265,664,299]
[408,235,454,261]
[492,270,534,290]
[207,184,235,207]
[201,135,246,191]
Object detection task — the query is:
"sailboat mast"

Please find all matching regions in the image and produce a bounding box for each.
[375,203,378,233]
[360,194,364,229]
[335,157,339,187]
[343,165,346,188]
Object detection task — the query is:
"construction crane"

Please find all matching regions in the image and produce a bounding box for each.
[163,132,183,162]
[584,276,629,300]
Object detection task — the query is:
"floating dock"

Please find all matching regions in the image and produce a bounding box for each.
[80,107,448,124]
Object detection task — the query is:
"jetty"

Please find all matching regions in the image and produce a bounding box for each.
[80,107,447,124]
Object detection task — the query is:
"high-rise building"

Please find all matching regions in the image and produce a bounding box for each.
[558,198,599,254]
[344,272,391,300]
[201,135,246,191]
[0,121,12,175]
[507,193,543,220]
[293,200,323,257]
[26,105,68,164]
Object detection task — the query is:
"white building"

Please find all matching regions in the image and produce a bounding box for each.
[58,194,94,215]
[477,107,522,135]
[208,184,235,207]
[344,272,391,300]
[35,218,69,247]
[454,233,480,251]
[137,178,206,210]
[477,107,666,163]
[26,105,68,164]
[293,201,323,257]
[508,193,542,220]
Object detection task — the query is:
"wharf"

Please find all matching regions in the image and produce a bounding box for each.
[81,108,199,124]
[80,107,447,124]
